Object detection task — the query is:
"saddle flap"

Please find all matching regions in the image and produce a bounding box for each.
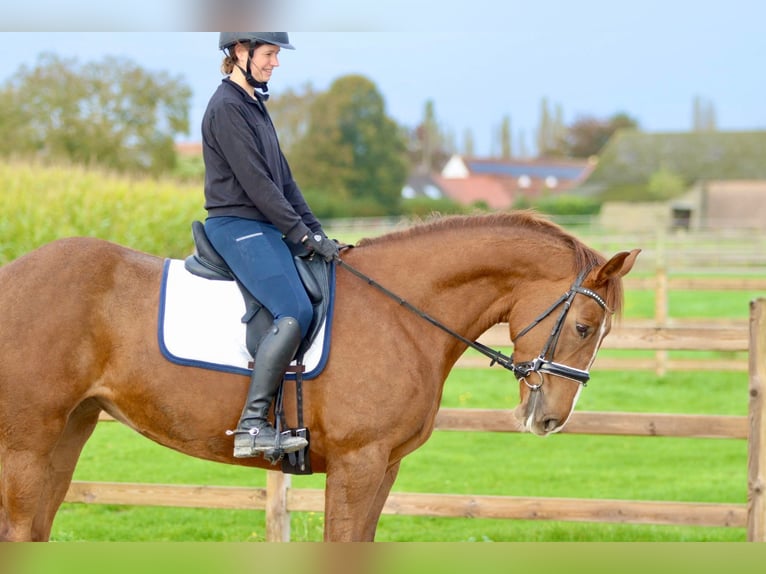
[294,256,323,304]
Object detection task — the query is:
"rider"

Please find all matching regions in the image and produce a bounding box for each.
[202,32,339,458]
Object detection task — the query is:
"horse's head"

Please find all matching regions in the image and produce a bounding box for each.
[510,249,640,436]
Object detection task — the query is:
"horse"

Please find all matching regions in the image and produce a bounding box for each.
[0,211,639,541]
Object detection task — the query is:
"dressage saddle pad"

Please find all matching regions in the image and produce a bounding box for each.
[157,259,332,379]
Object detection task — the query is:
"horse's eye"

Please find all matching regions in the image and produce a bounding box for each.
[575,323,590,338]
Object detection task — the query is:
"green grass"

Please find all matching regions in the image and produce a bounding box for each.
[624,289,762,320]
[48,363,751,542]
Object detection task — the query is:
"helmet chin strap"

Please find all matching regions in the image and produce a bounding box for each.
[236,44,269,100]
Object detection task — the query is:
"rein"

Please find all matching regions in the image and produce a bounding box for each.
[336,257,608,389]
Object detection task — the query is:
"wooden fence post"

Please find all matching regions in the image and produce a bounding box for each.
[747,298,766,541]
[265,470,290,542]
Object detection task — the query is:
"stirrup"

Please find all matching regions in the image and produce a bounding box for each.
[227,426,307,459]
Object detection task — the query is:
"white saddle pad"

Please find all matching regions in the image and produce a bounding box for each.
[157,259,329,379]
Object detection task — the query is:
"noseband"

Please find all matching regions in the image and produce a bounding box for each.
[510,268,608,389]
[337,259,608,389]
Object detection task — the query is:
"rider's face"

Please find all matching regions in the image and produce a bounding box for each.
[248,43,281,83]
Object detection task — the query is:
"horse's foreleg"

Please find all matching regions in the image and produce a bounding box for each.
[323,446,391,542]
[361,461,400,541]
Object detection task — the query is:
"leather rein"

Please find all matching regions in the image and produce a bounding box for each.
[336,258,608,389]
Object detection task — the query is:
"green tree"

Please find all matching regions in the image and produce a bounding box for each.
[499,115,512,159]
[0,53,190,175]
[406,100,451,172]
[647,167,686,201]
[536,97,567,157]
[462,128,475,157]
[692,95,717,132]
[419,100,438,170]
[267,81,318,154]
[290,75,409,214]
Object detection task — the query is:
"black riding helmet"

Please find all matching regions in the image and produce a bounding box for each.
[219,33,295,51]
[218,33,294,95]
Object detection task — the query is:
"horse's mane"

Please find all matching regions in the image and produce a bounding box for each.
[355,211,624,315]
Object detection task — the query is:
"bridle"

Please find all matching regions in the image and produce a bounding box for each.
[509,268,608,390]
[336,258,609,390]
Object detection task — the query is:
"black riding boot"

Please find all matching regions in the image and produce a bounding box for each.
[230,316,307,458]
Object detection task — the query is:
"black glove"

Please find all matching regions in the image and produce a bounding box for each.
[303,232,339,262]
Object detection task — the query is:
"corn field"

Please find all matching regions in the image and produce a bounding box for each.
[0,161,206,264]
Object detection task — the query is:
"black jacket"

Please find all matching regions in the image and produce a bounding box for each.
[202,78,320,243]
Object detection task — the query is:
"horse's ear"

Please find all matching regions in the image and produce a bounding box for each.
[593,249,641,286]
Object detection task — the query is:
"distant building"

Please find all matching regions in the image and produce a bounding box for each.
[402,155,594,209]
[586,130,766,232]
[672,180,766,231]
[580,130,766,197]
[599,180,766,232]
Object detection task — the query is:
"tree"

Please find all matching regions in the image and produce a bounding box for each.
[517,129,529,158]
[406,100,451,172]
[419,100,438,170]
[647,167,686,201]
[564,112,639,158]
[536,97,567,157]
[290,75,410,214]
[692,95,717,132]
[536,97,552,156]
[499,115,512,159]
[462,129,475,157]
[0,53,191,175]
[267,81,318,154]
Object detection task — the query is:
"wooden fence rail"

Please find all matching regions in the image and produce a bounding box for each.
[64,298,766,541]
[621,271,766,375]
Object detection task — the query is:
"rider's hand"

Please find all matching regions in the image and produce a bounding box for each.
[302,232,339,262]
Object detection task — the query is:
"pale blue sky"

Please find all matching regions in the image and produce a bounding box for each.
[0,1,763,156]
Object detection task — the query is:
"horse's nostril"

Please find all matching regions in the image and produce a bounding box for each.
[543,418,560,433]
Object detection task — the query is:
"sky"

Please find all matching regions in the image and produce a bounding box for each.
[0,1,764,157]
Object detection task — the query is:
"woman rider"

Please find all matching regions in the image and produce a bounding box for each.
[202,33,338,458]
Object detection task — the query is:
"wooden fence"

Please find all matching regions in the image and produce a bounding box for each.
[64,297,766,541]
[626,273,765,376]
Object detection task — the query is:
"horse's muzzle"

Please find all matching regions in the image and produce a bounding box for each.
[517,386,568,437]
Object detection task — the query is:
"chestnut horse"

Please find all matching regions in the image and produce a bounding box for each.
[0,212,639,541]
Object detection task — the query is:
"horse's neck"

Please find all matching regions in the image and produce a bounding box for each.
[356,228,569,343]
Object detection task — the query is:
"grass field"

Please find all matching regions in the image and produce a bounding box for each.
[50,364,750,542]
[1,162,763,542]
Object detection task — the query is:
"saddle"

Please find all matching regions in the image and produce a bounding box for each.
[184,220,331,360]
[184,221,333,474]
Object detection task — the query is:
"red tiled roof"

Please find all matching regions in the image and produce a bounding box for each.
[433,174,514,209]
[438,155,595,206]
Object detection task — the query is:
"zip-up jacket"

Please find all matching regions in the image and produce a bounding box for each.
[202,78,321,243]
